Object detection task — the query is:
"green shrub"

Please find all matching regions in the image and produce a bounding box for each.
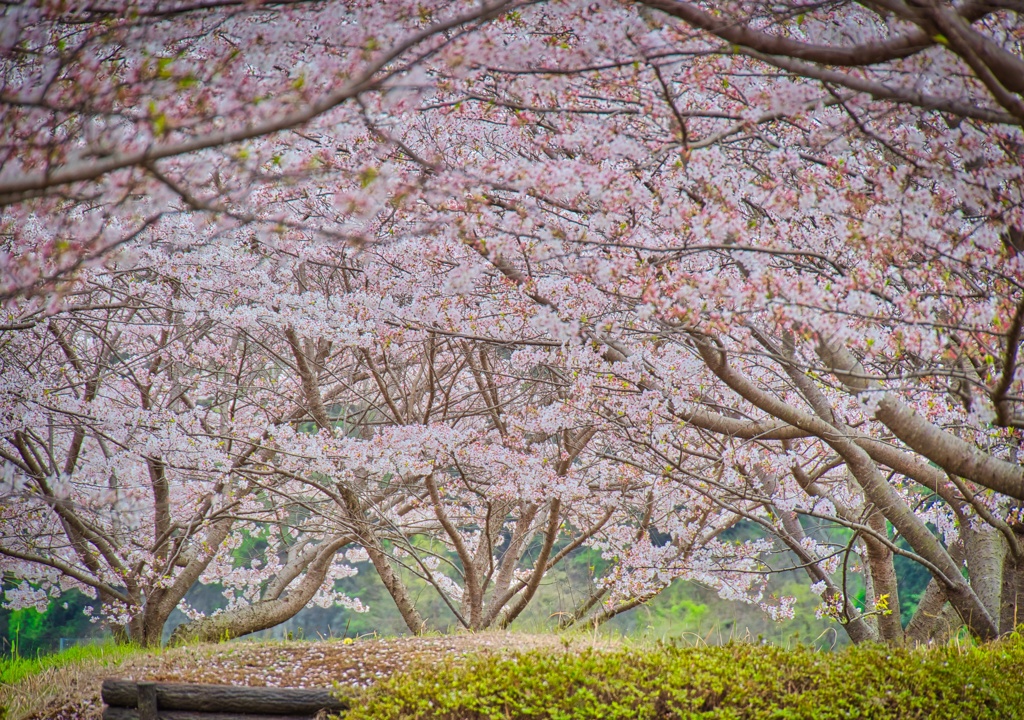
[344,634,1024,719]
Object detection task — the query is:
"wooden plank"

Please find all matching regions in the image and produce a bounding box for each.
[101,680,349,714]
[103,708,317,720]
[138,682,157,720]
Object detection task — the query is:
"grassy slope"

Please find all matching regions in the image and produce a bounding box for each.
[346,633,1024,720]
[0,642,144,719]
[0,642,141,687]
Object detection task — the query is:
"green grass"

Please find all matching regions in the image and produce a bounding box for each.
[0,641,139,687]
[344,632,1024,720]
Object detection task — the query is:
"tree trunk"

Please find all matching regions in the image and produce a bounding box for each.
[168,536,352,645]
[964,524,1008,623]
[862,513,905,645]
[339,486,426,634]
[926,603,964,644]
[817,339,1024,501]
[1001,545,1024,635]
[771,506,876,643]
[287,328,426,634]
[694,336,998,639]
[907,542,966,645]
[499,499,561,628]
[125,605,167,648]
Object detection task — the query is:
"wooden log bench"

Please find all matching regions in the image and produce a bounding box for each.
[101,679,350,720]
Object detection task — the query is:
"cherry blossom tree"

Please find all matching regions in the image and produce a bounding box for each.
[0,231,769,644]
[401,0,1024,643]
[160,233,771,642]
[2,0,1023,647]
[0,245,374,645]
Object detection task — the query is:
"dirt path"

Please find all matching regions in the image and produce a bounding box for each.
[3,632,615,720]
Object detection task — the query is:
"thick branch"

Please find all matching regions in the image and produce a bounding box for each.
[818,339,1024,501]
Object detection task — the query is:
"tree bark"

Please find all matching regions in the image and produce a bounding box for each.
[136,517,234,647]
[926,603,965,645]
[776,508,877,644]
[817,340,1024,501]
[761,331,904,644]
[1000,544,1024,634]
[693,334,998,639]
[167,535,352,645]
[906,539,967,645]
[861,511,905,645]
[339,485,426,634]
[964,524,1008,624]
[499,499,562,628]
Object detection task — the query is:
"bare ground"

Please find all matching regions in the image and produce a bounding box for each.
[1,632,617,720]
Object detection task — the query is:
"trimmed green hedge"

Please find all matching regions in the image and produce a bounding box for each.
[343,634,1024,719]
